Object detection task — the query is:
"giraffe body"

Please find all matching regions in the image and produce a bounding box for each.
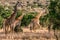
[28,8,46,32]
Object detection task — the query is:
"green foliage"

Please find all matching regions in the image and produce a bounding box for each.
[21,14,34,26]
[21,12,37,26]
[0,5,12,19]
[40,0,60,30]
[1,9,12,19]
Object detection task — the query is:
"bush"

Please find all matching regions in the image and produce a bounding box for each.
[40,0,60,30]
[21,12,37,26]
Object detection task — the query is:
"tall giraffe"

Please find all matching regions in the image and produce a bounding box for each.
[3,1,19,33]
[28,8,46,32]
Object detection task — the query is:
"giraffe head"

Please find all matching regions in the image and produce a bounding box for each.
[14,1,19,12]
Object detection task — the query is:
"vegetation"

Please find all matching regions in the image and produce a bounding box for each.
[21,12,37,26]
[40,0,60,40]
[40,0,60,30]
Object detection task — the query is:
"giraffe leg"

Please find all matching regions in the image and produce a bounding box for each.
[5,27,7,34]
[30,23,34,33]
[5,26,9,34]
[11,25,14,33]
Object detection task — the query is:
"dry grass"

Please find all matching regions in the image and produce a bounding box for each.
[0,28,60,40]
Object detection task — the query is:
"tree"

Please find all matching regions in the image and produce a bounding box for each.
[40,0,60,40]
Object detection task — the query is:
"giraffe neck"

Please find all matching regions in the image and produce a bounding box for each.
[7,1,19,23]
[35,10,44,19]
[35,13,41,19]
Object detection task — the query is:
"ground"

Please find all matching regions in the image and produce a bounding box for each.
[0,28,60,40]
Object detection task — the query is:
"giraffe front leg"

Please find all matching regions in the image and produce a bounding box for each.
[10,24,14,33]
[30,23,34,33]
[12,26,14,33]
[5,27,7,34]
[5,26,9,34]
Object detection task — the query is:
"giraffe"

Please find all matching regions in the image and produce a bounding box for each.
[28,8,46,32]
[11,12,25,32]
[3,1,19,33]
